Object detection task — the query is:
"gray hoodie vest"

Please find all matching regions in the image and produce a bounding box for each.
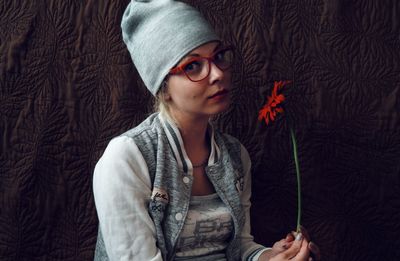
[94,113,254,260]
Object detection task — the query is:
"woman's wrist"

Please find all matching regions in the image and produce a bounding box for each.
[257,248,276,261]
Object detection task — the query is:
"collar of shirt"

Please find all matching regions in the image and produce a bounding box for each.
[158,112,220,175]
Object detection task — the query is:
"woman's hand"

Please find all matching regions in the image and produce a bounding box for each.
[270,233,296,256]
[270,233,309,261]
[257,233,296,261]
[258,226,321,261]
[258,233,309,261]
[293,226,321,261]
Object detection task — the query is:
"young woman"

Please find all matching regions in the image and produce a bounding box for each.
[93,0,319,260]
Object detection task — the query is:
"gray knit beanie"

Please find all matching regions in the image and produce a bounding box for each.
[121,0,220,96]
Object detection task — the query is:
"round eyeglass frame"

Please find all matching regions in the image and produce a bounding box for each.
[168,46,234,82]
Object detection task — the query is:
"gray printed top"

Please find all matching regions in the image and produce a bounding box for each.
[175,193,233,260]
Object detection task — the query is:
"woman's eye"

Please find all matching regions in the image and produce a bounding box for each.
[214,50,225,61]
[183,61,200,72]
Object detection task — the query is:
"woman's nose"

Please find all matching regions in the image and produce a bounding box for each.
[208,61,224,84]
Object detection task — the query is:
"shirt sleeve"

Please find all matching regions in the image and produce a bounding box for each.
[93,136,163,261]
[239,144,272,261]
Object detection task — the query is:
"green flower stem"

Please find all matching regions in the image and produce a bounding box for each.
[290,127,302,233]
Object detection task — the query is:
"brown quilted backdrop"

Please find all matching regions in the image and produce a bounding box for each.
[1,0,400,260]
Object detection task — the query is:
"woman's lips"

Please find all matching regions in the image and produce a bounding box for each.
[208,89,229,99]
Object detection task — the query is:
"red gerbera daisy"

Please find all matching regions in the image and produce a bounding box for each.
[258,80,291,125]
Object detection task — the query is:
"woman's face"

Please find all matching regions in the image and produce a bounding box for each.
[165,41,232,119]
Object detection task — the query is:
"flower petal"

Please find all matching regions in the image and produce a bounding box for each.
[258,80,292,125]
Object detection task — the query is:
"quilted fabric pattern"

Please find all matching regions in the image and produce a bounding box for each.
[1,0,399,260]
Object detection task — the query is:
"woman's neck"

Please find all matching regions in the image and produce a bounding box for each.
[170,111,210,161]
[168,110,215,196]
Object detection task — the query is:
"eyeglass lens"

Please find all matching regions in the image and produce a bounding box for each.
[184,49,233,81]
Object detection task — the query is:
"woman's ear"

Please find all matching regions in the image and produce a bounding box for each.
[164,89,171,101]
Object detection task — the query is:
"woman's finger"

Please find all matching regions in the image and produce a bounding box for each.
[289,226,320,260]
[298,225,311,242]
[277,233,304,260]
[272,239,286,250]
[273,238,293,252]
[292,236,310,260]
[285,232,295,242]
[291,226,311,242]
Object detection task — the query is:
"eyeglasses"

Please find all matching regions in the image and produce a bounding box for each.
[169,47,234,82]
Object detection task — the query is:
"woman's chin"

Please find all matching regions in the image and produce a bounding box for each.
[209,99,231,116]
